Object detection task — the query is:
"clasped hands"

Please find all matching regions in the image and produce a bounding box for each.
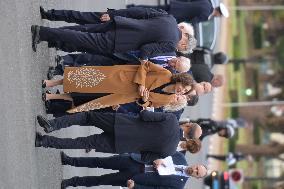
[138,85,149,102]
[100,13,110,22]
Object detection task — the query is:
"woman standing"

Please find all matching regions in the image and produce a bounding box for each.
[42,61,194,113]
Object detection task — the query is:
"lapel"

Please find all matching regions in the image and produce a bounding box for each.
[147,71,172,91]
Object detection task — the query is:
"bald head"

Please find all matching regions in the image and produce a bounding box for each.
[181,122,202,139]
[186,164,208,178]
[211,74,224,87]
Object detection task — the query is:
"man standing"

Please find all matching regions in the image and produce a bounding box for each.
[31,7,192,60]
[35,110,187,162]
[184,46,228,69]
[191,118,235,140]
[60,151,207,188]
[189,63,224,88]
[127,0,229,24]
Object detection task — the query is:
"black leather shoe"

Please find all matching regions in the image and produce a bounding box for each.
[40,6,48,19]
[61,178,76,189]
[55,55,63,66]
[35,132,43,147]
[47,67,55,80]
[85,148,92,153]
[60,151,70,165]
[31,25,40,52]
[61,180,68,189]
[36,115,54,133]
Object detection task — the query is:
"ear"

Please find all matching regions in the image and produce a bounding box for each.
[178,25,184,30]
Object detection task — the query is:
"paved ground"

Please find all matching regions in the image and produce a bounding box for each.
[0,0,218,188]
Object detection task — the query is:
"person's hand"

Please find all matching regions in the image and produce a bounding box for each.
[138,85,146,96]
[112,104,120,111]
[127,179,135,189]
[100,13,110,22]
[153,159,166,169]
[141,88,149,102]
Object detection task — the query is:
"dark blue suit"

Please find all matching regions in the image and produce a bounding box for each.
[129,0,213,24]
[39,7,181,59]
[62,152,188,188]
[40,111,182,162]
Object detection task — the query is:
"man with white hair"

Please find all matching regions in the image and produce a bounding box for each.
[33,6,195,59]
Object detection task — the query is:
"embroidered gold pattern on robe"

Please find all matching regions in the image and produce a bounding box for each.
[68,101,109,113]
[67,67,106,88]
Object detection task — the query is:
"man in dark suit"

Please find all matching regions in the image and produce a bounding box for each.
[31,7,191,60]
[59,151,207,188]
[189,63,224,87]
[187,47,228,69]
[35,110,187,162]
[191,118,235,140]
[127,0,229,24]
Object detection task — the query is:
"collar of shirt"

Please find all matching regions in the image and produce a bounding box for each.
[175,165,190,177]
[150,56,176,61]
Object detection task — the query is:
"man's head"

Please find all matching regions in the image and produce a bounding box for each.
[181,122,202,139]
[193,82,212,95]
[218,125,235,138]
[211,74,224,88]
[213,52,228,65]
[168,56,191,73]
[165,94,187,112]
[185,164,208,178]
[186,94,199,106]
[209,3,229,19]
[182,139,202,154]
[177,22,197,53]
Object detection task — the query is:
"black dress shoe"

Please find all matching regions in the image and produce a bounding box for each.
[36,115,54,133]
[40,6,48,19]
[35,132,43,147]
[55,55,63,66]
[61,180,68,189]
[61,178,76,189]
[47,67,55,80]
[42,79,47,88]
[60,151,70,165]
[85,148,92,153]
[31,25,40,52]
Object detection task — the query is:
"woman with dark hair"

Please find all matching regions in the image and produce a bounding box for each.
[42,61,194,113]
[177,138,202,154]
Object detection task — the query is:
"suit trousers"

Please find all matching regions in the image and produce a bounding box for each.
[59,21,115,33]
[39,26,115,55]
[128,4,170,11]
[41,112,116,152]
[64,154,142,187]
[45,9,103,24]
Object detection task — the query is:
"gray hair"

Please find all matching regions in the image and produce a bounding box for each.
[178,22,195,36]
[179,34,197,54]
[178,56,191,72]
[178,22,197,54]
[187,35,197,53]
[164,96,187,112]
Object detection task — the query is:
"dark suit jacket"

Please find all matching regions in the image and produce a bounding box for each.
[189,63,214,83]
[110,8,181,59]
[114,110,182,162]
[130,152,189,189]
[169,0,213,24]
